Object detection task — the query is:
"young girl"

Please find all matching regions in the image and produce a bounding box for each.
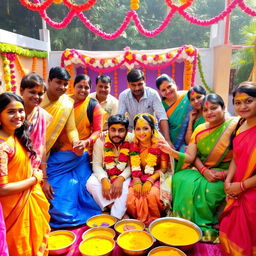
[0,92,50,256]
[220,84,256,256]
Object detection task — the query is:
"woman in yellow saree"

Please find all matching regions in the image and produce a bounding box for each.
[158,94,238,242]
[0,93,50,256]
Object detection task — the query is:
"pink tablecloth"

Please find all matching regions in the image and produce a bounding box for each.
[64,226,224,256]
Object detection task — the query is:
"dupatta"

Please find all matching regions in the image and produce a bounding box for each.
[163,91,192,150]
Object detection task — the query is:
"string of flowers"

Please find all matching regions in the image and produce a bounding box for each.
[197,53,213,93]
[19,0,256,38]
[61,45,197,74]
[130,142,161,183]
[1,54,11,91]
[65,64,75,94]
[32,57,37,73]
[15,55,26,78]
[183,60,193,90]
[130,0,140,10]
[43,58,48,81]
[104,134,130,182]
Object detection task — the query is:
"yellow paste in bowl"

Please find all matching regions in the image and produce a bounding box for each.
[115,221,144,233]
[151,222,199,246]
[80,237,114,255]
[87,215,116,228]
[118,231,153,250]
[150,247,185,256]
[82,228,115,239]
[48,234,74,250]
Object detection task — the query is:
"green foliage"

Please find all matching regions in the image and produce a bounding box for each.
[232,19,256,85]
[0,0,254,52]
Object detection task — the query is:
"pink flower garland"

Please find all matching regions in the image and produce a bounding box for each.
[19,0,256,38]
[61,45,197,76]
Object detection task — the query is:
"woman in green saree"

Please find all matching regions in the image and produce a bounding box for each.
[156,74,192,151]
[158,93,238,242]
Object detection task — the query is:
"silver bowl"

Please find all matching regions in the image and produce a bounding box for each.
[148,217,202,250]
[86,214,117,228]
[114,219,145,234]
[117,230,154,256]
[82,227,116,240]
[79,235,115,256]
[147,246,187,256]
[48,230,76,255]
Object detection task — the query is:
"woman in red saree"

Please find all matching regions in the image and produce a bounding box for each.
[219,84,256,256]
[0,93,50,256]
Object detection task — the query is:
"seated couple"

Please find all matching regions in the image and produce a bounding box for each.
[87,114,171,224]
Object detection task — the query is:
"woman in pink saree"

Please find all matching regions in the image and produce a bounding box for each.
[20,73,52,180]
[220,84,256,256]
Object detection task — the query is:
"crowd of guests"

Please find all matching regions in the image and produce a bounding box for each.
[0,67,255,256]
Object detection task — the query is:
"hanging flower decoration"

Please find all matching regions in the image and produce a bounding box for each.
[1,43,47,92]
[104,134,130,182]
[61,45,198,91]
[1,54,11,92]
[130,0,140,10]
[18,0,256,38]
[61,45,197,73]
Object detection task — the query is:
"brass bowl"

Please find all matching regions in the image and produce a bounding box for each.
[48,230,76,255]
[82,227,116,240]
[79,235,115,256]
[147,246,187,256]
[148,217,202,250]
[114,219,145,234]
[86,214,117,228]
[117,230,154,256]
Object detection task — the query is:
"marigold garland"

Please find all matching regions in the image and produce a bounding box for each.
[15,55,26,78]
[1,54,11,91]
[103,134,130,181]
[32,56,37,73]
[130,142,161,182]
[65,64,75,94]
[43,58,48,81]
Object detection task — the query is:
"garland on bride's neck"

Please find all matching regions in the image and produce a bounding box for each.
[103,133,130,182]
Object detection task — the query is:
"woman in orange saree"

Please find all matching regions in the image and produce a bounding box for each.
[220,85,256,256]
[0,93,50,256]
[127,113,170,225]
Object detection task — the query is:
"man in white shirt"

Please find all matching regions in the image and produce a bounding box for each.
[86,114,131,219]
[89,75,118,130]
[118,68,172,146]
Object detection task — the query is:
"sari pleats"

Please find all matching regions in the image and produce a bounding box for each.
[220,125,256,256]
[0,139,50,256]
